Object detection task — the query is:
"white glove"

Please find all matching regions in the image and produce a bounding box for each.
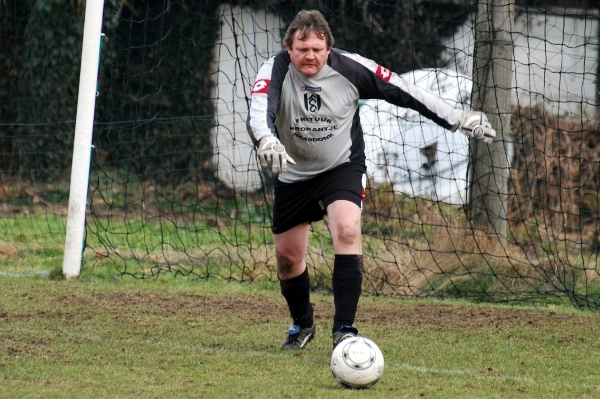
[257,136,296,174]
[456,111,496,143]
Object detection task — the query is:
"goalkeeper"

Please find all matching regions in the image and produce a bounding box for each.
[246,9,495,351]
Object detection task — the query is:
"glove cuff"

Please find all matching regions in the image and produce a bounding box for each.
[258,135,277,148]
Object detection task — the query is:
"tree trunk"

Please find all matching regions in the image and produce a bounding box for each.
[467,0,514,237]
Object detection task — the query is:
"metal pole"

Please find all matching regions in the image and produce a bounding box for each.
[63,0,106,279]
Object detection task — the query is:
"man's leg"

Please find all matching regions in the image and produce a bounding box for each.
[275,223,315,349]
[327,200,363,345]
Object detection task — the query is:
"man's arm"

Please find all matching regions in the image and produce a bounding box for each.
[335,51,495,142]
[247,55,278,145]
[247,51,296,173]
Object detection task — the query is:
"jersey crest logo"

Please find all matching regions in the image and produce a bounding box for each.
[304,93,322,114]
[376,65,392,82]
[251,79,270,94]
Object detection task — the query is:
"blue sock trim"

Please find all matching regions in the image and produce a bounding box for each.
[287,325,300,334]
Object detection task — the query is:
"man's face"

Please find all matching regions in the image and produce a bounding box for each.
[286,30,331,77]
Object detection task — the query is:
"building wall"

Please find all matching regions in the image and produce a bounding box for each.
[212,5,283,190]
[441,8,599,119]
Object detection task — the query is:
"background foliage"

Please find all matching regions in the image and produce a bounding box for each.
[1,0,472,183]
[0,0,219,183]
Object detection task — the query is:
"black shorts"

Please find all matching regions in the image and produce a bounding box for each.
[272,162,367,234]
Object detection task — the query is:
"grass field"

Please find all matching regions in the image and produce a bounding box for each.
[1,211,600,398]
[2,266,600,399]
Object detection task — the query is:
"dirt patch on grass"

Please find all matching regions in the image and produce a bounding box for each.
[4,279,594,335]
[47,289,591,332]
[356,301,590,330]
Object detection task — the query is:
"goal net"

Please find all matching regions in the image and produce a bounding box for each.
[1,0,599,307]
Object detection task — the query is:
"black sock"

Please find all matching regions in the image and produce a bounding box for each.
[280,267,313,328]
[332,254,363,333]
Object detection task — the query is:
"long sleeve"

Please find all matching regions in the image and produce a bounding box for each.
[333,51,464,131]
[247,50,291,145]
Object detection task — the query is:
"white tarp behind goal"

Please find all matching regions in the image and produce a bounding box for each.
[361,68,473,205]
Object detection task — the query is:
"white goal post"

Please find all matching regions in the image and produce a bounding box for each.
[62,0,106,279]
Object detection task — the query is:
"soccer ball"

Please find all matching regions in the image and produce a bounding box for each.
[330,336,384,389]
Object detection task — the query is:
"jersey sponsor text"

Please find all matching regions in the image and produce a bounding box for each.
[290,125,338,132]
[301,86,322,92]
[292,132,335,141]
[294,117,333,124]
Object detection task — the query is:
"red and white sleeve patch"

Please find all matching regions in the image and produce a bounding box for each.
[375,65,392,82]
[251,79,270,94]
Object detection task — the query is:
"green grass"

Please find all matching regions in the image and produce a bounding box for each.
[2,266,600,398]
[0,210,597,399]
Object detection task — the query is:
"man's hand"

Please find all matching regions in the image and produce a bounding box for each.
[257,136,296,174]
[457,111,496,143]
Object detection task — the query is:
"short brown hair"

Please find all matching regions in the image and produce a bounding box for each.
[284,10,335,49]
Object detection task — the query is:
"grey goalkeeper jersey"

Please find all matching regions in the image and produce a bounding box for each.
[247,48,463,183]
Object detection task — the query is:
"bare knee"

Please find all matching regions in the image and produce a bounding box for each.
[274,224,309,278]
[276,248,298,276]
[334,222,360,247]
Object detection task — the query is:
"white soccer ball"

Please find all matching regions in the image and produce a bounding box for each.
[330,336,384,389]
